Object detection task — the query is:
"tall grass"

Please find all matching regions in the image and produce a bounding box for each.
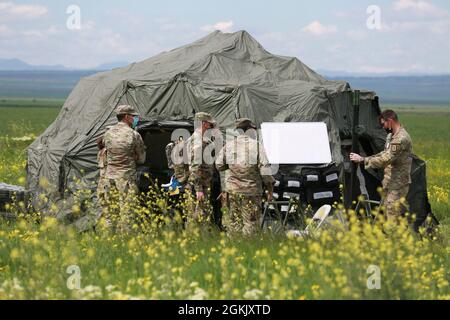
[0,102,448,300]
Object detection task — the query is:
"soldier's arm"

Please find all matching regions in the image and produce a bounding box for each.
[364,136,402,169]
[165,142,174,169]
[134,132,146,164]
[258,143,275,193]
[187,137,205,193]
[215,145,228,172]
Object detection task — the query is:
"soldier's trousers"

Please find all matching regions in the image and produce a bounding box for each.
[382,185,409,222]
[104,177,139,231]
[185,189,213,231]
[225,193,262,237]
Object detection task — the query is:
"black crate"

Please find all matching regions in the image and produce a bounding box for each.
[283,176,302,193]
[301,169,321,187]
[322,166,340,187]
[305,187,340,207]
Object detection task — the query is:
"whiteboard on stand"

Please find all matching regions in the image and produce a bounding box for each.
[260,122,332,164]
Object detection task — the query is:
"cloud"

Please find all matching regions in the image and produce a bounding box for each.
[0,1,48,19]
[302,21,337,36]
[200,20,234,33]
[393,0,449,17]
[327,43,346,53]
[0,24,12,35]
[346,30,367,41]
[381,19,450,34]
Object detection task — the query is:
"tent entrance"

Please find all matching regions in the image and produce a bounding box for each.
[136,120,194,190]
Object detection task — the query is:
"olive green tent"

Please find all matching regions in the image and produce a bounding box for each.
[26,30,434,228]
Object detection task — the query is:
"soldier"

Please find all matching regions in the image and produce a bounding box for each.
[350,109,412,223]
[103,105,146,231]
[215,118,275,237]
[185,112,217,229]
[166,136,189,187]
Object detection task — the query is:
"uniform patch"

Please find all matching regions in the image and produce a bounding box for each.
[391,144,400,152]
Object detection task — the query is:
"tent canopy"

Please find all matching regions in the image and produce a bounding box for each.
[26,30,380,195]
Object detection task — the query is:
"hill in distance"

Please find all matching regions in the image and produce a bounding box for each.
[0,59,448,105]
[0,58,130,71]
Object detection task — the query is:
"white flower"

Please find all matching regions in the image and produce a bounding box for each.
[189,287,208,300]
[243,289,263,300]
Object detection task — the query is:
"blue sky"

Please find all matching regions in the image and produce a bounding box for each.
[1,0,449,73]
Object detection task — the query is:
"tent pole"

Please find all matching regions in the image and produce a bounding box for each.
[349,90,360,209]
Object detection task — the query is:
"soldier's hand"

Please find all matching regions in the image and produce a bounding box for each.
[196,191,205,201]
[218,192,228,201]
[266,191,273,202]
[350,153,364,163]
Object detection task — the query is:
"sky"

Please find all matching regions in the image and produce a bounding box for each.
[0,0,449,74]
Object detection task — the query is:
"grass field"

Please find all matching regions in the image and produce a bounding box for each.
[0,99,448,299]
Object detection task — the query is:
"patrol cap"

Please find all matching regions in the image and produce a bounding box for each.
[235,118,256,129]
[116,105,139,116]
[195,112,216,126]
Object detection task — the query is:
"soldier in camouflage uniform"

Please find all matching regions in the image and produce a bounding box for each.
[185,112,217,229]
[103,105,146,231]
[350,110,412,222]
[166,137,189,186]
[216,118,275,237]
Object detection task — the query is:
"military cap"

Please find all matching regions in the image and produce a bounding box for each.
[116,105,139,116]
[195,112,216,125]
[235,118,256,129]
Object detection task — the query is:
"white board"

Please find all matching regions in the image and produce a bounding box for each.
[260,122,332,164]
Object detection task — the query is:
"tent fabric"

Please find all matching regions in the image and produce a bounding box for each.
[27,31,404,205]
[26,30,432,226]
[28,30,360,194]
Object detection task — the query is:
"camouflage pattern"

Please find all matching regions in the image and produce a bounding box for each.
[104,122,146,180]
[194,112,216,126]
[364,127,412,219]
[166,139,189,185]
[382,185,409,222]
[186,129,214,193]
[104,177,139,232]
[165,141,175,169]
[364,127,412,190]
[225,194,262,237]
[115,104,139,116]
[185,189,213,232]
[103,121,146,231]
[235,118,256,129]
[184,123,216,229]
[216,133,274,236]
[215,134,275,195]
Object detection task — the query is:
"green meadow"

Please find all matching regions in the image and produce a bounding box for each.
[0,99,448,299]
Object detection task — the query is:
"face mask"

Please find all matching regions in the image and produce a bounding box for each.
[131,116,140,129]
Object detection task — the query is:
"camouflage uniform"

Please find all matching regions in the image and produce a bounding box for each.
[104,105,146,230]
[216,119,275,236]
[166,139,189,185]
[364,127,412,221]
[185,112,216,229]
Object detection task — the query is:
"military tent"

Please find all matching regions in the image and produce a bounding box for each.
[25,30,434,227]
